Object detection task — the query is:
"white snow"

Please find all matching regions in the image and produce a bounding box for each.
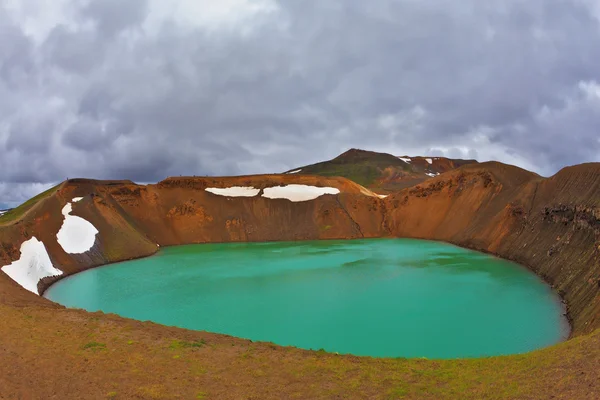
[286,169,302,174]
[61,203,72,216]
[72,197,84,202]
[205,186,260,197]
[425,158,433,164]
[0,211,5,216]
[398,157,411,163]
[262,185,340,202]
[57,201,99,254]
[1,237,62,295]
[377,194,388,199]
[425,172,439,177]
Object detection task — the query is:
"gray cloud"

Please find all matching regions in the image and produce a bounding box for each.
[1,0,600,207]
[81,0,148,38]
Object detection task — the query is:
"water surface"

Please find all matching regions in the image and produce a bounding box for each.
[45,239,568,358]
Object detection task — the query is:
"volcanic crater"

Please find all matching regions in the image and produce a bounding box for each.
[1,152,599,399]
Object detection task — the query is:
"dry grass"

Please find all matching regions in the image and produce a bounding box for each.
[0,303,598,399]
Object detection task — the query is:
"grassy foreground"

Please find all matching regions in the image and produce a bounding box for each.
[1,301,598,399]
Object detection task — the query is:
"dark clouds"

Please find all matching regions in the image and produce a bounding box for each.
[1,0,600,207]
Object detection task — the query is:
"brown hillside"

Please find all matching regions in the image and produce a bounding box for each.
[402,155,478,174]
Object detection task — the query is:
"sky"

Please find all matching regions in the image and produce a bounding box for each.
[1,0,600,208]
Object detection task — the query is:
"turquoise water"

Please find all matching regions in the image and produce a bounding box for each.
[45,239,568,359]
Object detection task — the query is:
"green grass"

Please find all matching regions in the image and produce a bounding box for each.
[0,183,60,224]
[289,149,411,187]
[169,339,206,349]
[82,341,107,351]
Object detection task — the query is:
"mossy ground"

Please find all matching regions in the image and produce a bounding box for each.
[1,302,597,399]
[0,184,60,224]
[291,149,411,188]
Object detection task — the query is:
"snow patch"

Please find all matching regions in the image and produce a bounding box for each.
[1,237,62,295]
[287,169,302,174]
[72,197,84,202]
[61,203,72,216]
[425,158,433,164]
[425,172,439,177]
[57,201,99,254]
[262,185,340,202]
[0,211,5,216]
[377,194,388,199]
[398,157,411,163]
[205,186,260,197]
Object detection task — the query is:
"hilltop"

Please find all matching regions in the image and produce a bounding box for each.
[284,148,478,192]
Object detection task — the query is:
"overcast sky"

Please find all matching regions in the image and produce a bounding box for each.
[1,0,600,208]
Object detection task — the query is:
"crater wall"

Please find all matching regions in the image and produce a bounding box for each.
[1,164,598,335]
